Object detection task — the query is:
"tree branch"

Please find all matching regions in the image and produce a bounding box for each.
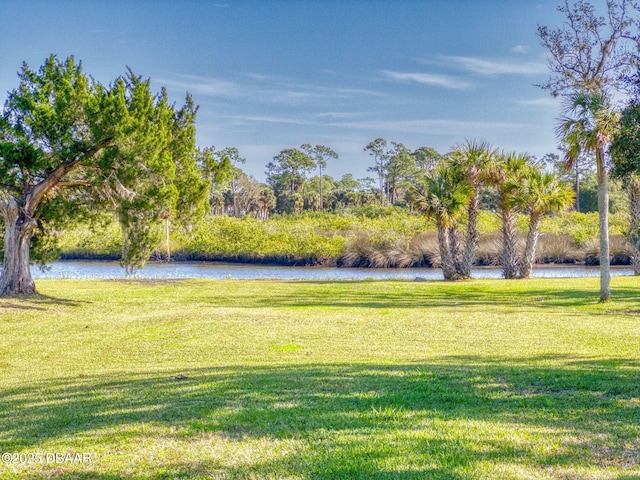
[57,180,93,188]
[25,137,114,215]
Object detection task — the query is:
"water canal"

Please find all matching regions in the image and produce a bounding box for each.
[29,260,636,281]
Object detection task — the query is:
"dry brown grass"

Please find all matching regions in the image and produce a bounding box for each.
[339,231,634,269]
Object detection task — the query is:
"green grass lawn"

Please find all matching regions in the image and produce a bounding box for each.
[0,277,639,479]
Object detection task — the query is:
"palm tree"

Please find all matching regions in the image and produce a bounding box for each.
[450,140,498,278]
[558,90,619,302]
[412,162,470,280]
[492,152,530,279]
[515,169,575,279]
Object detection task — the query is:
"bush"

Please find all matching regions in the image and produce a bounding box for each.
[173,215,346,266]
[57,222,122,259]
[55,210,633,267]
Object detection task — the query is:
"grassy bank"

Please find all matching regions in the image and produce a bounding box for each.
[1,278,639,479]
[58,210,632,268]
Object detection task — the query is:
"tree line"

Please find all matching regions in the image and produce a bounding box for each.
[205,138,624,219]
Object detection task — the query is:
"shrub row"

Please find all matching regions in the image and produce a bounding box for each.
[57,211,632,267]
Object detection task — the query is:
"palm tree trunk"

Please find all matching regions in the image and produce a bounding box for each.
[627,175,640,276]
[499,205,518,279]
[518,213,541,279]
[459,186,480,277]
[436,220,457,280]
[448,224,465,279]
[596,151,611,302]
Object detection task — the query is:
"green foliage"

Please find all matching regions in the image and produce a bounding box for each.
[412,161,470,226]
[611,82,640,179]
[413,145,445,170]
[540,211,627,245]
[57,220,122,259]
[0,55,208,281]
[301,144,337,173]
[198,146,233,187]
[175,215,346,265]
[474,210,500,234]
[577,173,627,213]
[266,148,316,214]
[364,139,421,206]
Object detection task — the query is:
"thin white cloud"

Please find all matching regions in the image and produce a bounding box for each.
[160,72,382,104]
[156,74,241,97]
[245,73,278,82]
[511,45,530,54]
[517,97,561,107]
[328,118,530,136]
[227,115,318,126]
[251,74,382,100]
[317,111,362,119]
[442,56,548,76]
[266,84,381,101]
[381,70,474,90]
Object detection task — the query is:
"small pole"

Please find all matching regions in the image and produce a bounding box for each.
[166,217,170,262]
[160,213,170,262]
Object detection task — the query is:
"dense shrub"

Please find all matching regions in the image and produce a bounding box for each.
[540,211,626,246]
[170,215,346,265]
[55,210,633,267]
[57,222,122,260]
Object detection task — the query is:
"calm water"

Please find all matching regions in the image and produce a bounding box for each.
[28,260,636,281]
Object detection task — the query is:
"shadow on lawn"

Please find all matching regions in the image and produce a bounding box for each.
[216,280,640,311]
[0,293,88,311]
[3,356,639,479]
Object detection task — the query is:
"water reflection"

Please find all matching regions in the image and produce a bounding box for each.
[30,260,635,281]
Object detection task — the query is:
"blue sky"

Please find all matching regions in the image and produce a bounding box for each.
[1,0,565,181]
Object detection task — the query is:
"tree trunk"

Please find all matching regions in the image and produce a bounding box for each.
[459,186,480,277]
[436,220,457,280]
[596,152,611,302]
[575,162,580,212]
[518,213,541,279]
[499,205,518,279]
[448,223,467,279]
[0,198,37,296]
[319,165,323,212]
[232,175,238,217]
[627,175,640,276]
